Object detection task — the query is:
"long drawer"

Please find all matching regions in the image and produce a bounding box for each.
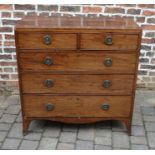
[21,74,134,95]
[23,95,132,117]
[19,52,137,74]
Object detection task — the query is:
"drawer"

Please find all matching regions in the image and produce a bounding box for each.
[80,33,139,50]
[19,52,137,74]
[21,74,134,95]
[17,33,77,49]
[23,95,132,117]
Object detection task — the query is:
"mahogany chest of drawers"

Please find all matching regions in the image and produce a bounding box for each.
[15,15,142,135]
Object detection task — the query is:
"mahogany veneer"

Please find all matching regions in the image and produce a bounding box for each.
[15,15,142,135]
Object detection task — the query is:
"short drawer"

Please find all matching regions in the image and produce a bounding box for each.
[23,95,132,118]
[19,52,137,74]
[17,33,77,49]
[21,74,134,95]
[80,33,139,50]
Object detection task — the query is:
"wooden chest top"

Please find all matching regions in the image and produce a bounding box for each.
[15,15,141,31]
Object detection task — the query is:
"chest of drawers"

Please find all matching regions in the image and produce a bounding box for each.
[15,15,142,135]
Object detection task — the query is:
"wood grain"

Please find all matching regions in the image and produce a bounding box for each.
[19,52,137,74]
[23,95,132,118]
[17,33,77,49]
[80,33,139,50]
[15,15,141,31]
[21,74,134,95]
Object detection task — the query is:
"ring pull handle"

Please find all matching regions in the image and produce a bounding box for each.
[46,103,55,111]
[104,58,112,67]
[101,103,110,110]
[44,57,54,66]
[43,35,52,45]
[103,80,112,88]
[104,35,113,45]
[44,79,54,88]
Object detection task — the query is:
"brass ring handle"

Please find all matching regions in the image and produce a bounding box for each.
[103,80,112,88]
[43,35,52,45]
[104,58,112,67]
[46,103,55,111]
[104,35,113,45]
[101,103,110,110]
[44,57,54,66]
[44,79,54,88]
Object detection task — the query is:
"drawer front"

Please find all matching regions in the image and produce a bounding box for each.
[23,95,132,117]
[21,74,134,95]
[80,33,139,50]
[17,33,77,49]
[20,52,137,74]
